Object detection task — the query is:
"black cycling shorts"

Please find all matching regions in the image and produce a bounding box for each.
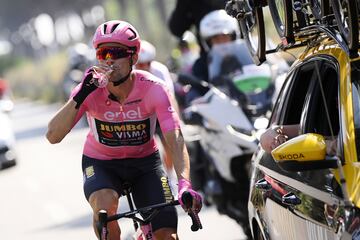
[82,151,178,231]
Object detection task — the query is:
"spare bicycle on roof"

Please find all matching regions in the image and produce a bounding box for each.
[226,0,360,64]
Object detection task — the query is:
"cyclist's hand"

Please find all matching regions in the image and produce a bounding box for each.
[72,68,98,109]
[178,179,202,213]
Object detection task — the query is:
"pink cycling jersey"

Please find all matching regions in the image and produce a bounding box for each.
[71,70,180,160]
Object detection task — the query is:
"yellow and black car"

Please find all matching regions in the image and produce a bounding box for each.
[224,1,360,239]
[248,37,360,239]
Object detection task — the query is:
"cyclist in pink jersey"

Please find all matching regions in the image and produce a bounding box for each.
[46,20,202,240]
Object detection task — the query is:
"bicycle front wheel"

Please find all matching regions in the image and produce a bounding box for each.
[331,0,359,53]
[268,0,294,44]
[239,6,266,65]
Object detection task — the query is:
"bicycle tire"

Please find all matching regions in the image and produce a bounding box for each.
[268,0,294,44]
[239,6,266,65]
[331,0,359,52]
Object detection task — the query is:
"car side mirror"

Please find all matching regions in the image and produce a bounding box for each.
[271,133,338,171]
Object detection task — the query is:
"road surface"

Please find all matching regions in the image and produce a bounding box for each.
[0,100,247,239]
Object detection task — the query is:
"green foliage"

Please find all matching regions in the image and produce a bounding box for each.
[4,52,67,103]
[3,0,179,103]
[103,0,177,62]
[0,56,24,76]
[104,0,121,20]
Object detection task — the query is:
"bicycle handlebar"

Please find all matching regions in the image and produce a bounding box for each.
[97,191,202,238]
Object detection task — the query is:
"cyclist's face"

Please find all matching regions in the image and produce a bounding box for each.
[210,34,232,46]
[97,42,138,80]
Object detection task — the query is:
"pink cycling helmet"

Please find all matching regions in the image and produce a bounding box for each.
[92,20,141,55]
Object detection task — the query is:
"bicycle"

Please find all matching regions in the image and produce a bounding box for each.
[225,0,267,65]
[330,0,359,52]
[267,0,359,54]
[96,184,202,240]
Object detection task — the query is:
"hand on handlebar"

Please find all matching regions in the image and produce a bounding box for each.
[72,68,98,109]
[178,179,202,214]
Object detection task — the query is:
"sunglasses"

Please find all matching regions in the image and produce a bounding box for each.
[96,47,133,60]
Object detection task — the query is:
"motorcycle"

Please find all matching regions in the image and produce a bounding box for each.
[180,39,287,237]
[180,73,258,236]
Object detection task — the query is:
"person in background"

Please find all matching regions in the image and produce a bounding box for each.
[135,40,175,95]
[185,9,240,105]
[0,79,9,100]
[46,19,202,240]
[168,0,228,58]
[135,40,180,185]
[168,31,199,74]
[0,78,14,112]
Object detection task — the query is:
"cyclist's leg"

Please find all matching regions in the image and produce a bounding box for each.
[130,152,178,239]
[89,189,120,240]
[82,155,123,240]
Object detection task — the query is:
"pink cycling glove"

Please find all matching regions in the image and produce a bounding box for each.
[178,179,202,213]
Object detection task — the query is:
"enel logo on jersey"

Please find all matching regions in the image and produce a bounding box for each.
[104,107,142,121]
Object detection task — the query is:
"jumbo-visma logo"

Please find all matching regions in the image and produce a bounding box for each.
[94,118,151,147]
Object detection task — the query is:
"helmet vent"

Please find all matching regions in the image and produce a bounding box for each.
[127,28,137,40]
[110,23,120,33]
[102,23,107,35]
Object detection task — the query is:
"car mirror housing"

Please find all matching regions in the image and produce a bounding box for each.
[271,133,338,171]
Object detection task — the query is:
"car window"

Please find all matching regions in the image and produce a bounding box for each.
[269,61,315,126]
[261,58,343,198]
[262,61,315,174]
[351,60,360,161]
[297,58,343,198]
[269,71,293,125]
[301,60,339,136]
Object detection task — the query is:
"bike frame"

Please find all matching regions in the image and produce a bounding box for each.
[97,189,202,240]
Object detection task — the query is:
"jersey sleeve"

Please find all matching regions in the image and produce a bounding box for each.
[146,84,180,133]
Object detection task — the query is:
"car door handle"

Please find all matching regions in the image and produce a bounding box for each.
[282,192,301,206]
[255,178,272,191]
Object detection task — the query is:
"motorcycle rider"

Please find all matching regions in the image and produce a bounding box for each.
[168,0,228,60]
[183,10,256,239]
[186,9,240,105]
[168,31,199,74]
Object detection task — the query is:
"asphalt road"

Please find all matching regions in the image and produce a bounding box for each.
[0,100,246,240]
